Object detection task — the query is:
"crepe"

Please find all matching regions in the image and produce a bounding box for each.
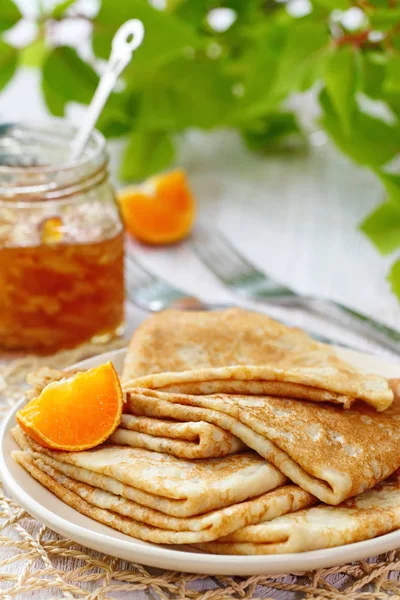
[125,388,400,505]
[25,367,245,460]
[11,427,286,518]
[13,450,316,544]
[196,470,400,554]
[24,367,79,400]
[110,414,245,459]
[122,309,393,411]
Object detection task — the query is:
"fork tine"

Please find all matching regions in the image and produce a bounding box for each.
[193,227,298,302]
[216,242,260,280]
[125,255,155,288]
[125,253,197,312]
[216,244,254,280]
[193,228,263,283]
[213,230,265,276]
[193,233,234,283]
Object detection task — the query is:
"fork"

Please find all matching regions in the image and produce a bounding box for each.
[125,254,353,348]
[191,229,400,355]
[125,254,209,312]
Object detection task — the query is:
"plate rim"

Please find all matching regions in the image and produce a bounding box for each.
[1,346,400,576]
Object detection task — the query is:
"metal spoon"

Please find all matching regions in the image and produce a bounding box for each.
[69,19,145,161]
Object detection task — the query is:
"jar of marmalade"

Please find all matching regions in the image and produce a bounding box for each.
[0,122,125,354]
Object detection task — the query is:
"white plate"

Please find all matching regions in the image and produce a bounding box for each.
[1,346,400,576]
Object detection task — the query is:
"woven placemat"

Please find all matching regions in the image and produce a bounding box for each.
[0,342,399,599]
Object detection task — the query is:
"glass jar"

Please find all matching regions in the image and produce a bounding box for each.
[0,121,125,354]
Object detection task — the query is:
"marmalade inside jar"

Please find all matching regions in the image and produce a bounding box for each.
[0,231,125,354]
[0,122,125,354]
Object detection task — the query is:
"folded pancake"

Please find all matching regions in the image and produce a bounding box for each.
[24,368,244,459]
[125,388,400,505]
[11,427,286,517]
[196,470,400,554]
[122,309,393,411]
[110,414,245,459]
[13,450,316,544]
[24,366,80,401]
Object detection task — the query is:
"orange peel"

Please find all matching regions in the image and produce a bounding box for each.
[118,169,196,245]
[40,216,63,244]
[16,362,123,451]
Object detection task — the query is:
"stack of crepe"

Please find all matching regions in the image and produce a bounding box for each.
[13,308,400,555]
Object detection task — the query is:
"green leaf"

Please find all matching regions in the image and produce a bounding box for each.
[41,79,65,117]
[388,259,400,301]
[0,0,21,33]
[0,42,18,92]
[120,131,175,181]
[139,57,233,130]
[362,52,386,100]
[166,0,186,10]
[93,0,200,83]
[392,32,400,53]
[298,45,330,92]
[375,170,400,202]
[42,46,99,115]
[241,111,305,153]
[229,19,329,123]
[360,201,400,255]
[172,0,266,28]
[384,55,400,95]
[370,8,400,31]
[227,25,287,122]
[312,0,350,9]
[385,89,400,118]
[324,46,359,134]
[20,37,48,68]
[97,93,137,138]
[51,0,77,18]
[220,0,265,18]
[272,20,329,98]
[365,0,396,5]
[320,89,400,167]
[136,83,180,131]
[171,0,206,28]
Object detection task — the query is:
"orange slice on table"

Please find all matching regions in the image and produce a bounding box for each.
[118,169,196,245]
[16,362,123,451]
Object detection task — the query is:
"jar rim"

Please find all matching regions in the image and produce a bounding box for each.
[0,119,109,201]
[0,119,107,175]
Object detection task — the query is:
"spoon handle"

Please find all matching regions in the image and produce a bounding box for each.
[69,19,145,161]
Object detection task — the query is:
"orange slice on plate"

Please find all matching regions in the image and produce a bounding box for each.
[118,169,196,245]
[16,362,123,451]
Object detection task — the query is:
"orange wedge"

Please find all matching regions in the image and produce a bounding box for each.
[118,169,196,245]
[16,362,123,451]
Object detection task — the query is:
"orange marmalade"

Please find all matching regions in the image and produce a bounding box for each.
[0,122,125,354]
